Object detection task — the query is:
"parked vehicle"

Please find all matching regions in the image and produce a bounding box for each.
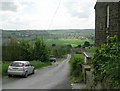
[49,56,56,62]
[7,61,35,78]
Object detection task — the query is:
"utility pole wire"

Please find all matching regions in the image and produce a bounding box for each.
[47,0,62,30]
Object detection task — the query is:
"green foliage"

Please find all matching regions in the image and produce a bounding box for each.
[46,38,93,47]
[2,37,50,62]
[70,54,84,83]
[19,40,32,61]
[77,44,82,48]
[50,46,71,58]
[30,61,51,69]
[2,62,10,76]
[51,44,56,47]
[91,36,120,89]
[2,38,21,61]
[85,47,97,53]
[33,39,50,62]
[83,41,90,47]
[0,64,1,75]
[3,30,94,48]
[67,44,72,48]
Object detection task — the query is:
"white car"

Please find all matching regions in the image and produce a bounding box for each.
[8,61,35,78]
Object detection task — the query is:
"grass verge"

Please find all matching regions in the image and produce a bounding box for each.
[31,61,52,69]
[0,63,2,77]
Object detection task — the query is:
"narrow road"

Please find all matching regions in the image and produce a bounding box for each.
[2,54,72,89]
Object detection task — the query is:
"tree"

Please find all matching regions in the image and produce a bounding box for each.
[83,41,90,47]
[2,38,20,61]
[51,46,68,58]
[2,37,50,62]
[19,40,31,61]
[33,39,49,62]
[67,44,72,48]
[77,44,81,48]
[52,44,56,47]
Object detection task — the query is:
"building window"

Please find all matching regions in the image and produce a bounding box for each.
[107,5,110,28]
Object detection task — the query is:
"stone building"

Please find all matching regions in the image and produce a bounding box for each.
[94,0,120,46]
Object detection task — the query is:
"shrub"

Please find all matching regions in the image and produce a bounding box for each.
[70,54,84,83]
[2,62,10,76]
[91,36,120,89]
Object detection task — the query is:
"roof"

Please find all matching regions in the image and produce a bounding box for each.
[83,52,93,58]
[13,61,29,63]
[97,0,120,2]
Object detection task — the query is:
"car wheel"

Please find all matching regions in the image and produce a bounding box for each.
[24,72,28,78]
[32,69,35,74]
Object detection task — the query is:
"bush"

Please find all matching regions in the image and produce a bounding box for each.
[91,36,120,89]
[70,54,84,83]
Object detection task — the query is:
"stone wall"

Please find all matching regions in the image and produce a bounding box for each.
[95,2,120,46]
[85,71,94,89]
[82,64,90,83]
[82,64,109,89]
[84,70,106,89]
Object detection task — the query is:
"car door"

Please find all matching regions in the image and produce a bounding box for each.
[28,63,33,74]
[25,63,30,74]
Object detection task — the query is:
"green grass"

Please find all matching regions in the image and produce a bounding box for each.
[2,62,10,76]
[85,47,98,54]
[31,61,51,69]
[45,38,94,47]
[0,63,2,77]
[2,61,52,76]
[73,54,84,60]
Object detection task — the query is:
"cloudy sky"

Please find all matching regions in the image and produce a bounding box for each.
[0,0,97,30]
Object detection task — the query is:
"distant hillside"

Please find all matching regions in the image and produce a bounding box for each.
[2,29,94,39]
[2,29,95,47]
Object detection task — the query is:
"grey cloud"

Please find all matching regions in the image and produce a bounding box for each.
[20,2,34,5]
[0,1,18,12]
[71,11,89,18]
[63,1,92,19]
[97,0,120,2]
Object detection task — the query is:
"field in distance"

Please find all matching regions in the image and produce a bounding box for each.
[2,29,95,47]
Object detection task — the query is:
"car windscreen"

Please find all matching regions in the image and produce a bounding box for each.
[10,62,23,67]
